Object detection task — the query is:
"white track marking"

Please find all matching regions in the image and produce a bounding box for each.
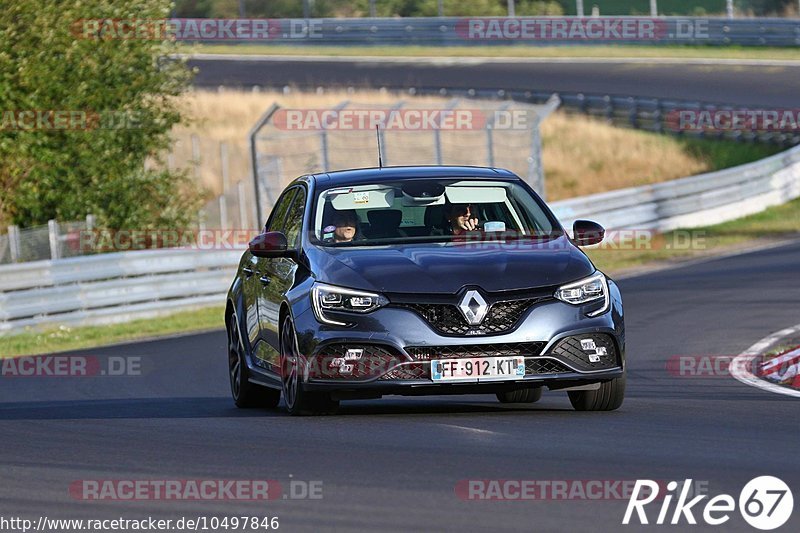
[181,53,800,68]
[730,324,800,398]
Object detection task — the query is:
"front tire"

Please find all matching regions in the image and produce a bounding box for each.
[496,387,542,403]
[280,317,339,416]
[568,375,625,411]
[227,312,281,408]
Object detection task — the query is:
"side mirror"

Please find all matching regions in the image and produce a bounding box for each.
[572,220,605,246]
[249,231,289,258]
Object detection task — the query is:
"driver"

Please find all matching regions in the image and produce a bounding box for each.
[324,210,361,243]
[446,203,479,235]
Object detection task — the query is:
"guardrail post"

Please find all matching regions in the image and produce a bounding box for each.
[654,100,663,133]
[629,97,638,128]
[48,219,60,260]
[8,225,20,263]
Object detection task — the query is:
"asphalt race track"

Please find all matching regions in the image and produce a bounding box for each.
[1,241,799,531]
[188,56,800,107]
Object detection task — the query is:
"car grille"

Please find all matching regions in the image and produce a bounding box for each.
[525,358,573,375]
[405,342,546,361]
[379,363,427,380]
[394,298,549,336]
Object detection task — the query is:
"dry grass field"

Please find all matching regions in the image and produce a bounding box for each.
[170,89,777,202]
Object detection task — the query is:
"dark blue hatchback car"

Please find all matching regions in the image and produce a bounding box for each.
[226,166,625,415]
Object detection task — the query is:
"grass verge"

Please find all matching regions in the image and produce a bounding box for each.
[187,44,800,61]
[2,199,797,357]
[0,306,224,358]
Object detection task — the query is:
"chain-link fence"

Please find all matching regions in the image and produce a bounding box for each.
[0,216,96,265]
[248,97,559,224]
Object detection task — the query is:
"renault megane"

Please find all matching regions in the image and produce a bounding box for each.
[225,166,625,415]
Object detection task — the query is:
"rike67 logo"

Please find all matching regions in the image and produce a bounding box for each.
[623,477,793,530]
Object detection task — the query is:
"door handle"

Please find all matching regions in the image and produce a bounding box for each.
[242,267,254,277]
[259,275,271,285]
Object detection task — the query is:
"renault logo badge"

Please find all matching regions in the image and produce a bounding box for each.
[458,290,489,326]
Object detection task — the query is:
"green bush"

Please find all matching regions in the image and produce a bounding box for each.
[0,0,202,230]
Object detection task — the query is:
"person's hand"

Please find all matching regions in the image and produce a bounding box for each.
[458,217,479,231]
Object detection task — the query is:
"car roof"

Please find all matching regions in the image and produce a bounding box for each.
[309,165,519,187]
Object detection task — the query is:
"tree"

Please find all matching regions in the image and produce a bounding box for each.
[0,0,203,230]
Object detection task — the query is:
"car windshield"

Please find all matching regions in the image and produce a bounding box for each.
[312,178,561,246]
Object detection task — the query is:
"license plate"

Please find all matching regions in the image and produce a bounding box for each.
[430,356,525,382]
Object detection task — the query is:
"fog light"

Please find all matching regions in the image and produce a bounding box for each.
[580,339,597,351]
[345,348,363,361]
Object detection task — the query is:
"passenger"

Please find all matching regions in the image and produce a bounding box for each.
[446,203,479,235]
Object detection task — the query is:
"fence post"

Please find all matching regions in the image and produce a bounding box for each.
[320,129,330,171]
[485,102,512,167]
[237,181,249,230]
[48,219,60,260]
[380,101,406,166]
[198,210,206,232]
[219,195,229,231]
[191,134,201,180]
[220,141,230,193]
[529,117,546,199]
[434,99,460,165]
[8,225,20,263]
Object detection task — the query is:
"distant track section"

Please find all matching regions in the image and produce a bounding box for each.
[188,56,800,108]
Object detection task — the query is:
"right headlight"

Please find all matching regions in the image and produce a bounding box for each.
[554,271,609,317]
[311,282,388,326]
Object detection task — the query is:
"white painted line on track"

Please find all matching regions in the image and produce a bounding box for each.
[179,53,800,68]
[730,324,800,398]
[438,423,503,436]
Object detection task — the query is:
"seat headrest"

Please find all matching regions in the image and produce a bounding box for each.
[367,209,402,229]
[424,204,446,229]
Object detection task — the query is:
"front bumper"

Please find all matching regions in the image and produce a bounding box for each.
[292,281,625,396]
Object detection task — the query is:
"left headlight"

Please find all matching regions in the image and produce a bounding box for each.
[311,282,388,326]
[554,271,609,317]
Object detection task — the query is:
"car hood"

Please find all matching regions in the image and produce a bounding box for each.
[307,236,595,294]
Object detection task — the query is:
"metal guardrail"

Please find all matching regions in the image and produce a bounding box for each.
[550,143,800,232]
[190,17,800,47]
[0,249,240,334]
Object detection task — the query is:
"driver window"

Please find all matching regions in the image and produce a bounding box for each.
[265,188,297,233]
[283,188,307,249]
